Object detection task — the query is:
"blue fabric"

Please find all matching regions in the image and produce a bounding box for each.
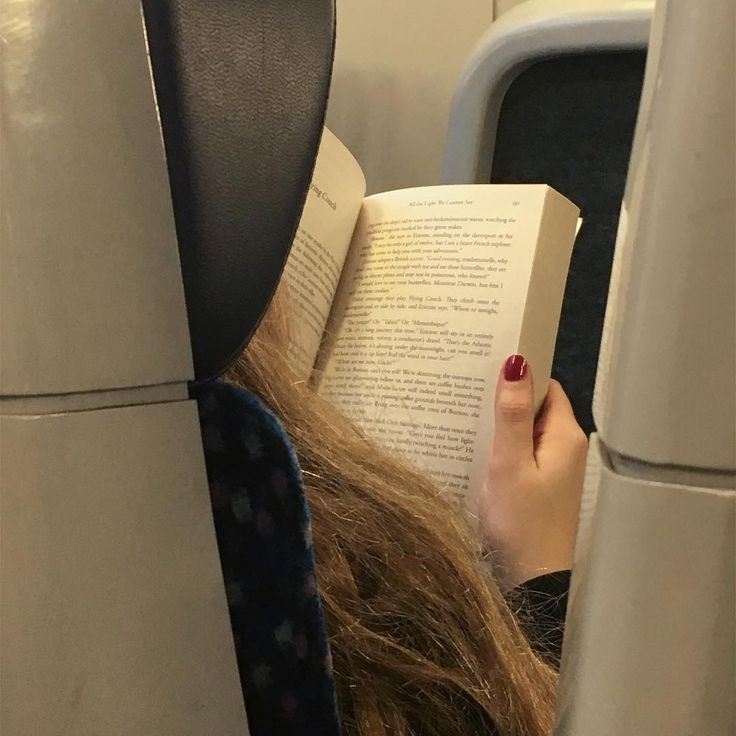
[195,380,341,736]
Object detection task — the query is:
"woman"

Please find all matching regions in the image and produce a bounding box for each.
[224,288,587,736]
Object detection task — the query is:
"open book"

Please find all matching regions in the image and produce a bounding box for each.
[283,129,580,511]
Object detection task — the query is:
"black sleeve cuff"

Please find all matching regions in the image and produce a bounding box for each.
[510,570,571,667]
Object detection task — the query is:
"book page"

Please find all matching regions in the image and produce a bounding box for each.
[281,129,366,379]
[316,185,560,511]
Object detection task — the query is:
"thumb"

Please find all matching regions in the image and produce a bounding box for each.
[493,354,535,467]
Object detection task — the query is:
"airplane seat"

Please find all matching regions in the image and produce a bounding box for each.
[1,1,338,733]
[142,0,336,381]
[143,2,341,728]
[442,0,653,434]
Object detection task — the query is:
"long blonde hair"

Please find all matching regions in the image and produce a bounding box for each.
[225,287,558,736]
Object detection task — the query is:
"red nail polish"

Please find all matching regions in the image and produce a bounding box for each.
[504,354,527,381]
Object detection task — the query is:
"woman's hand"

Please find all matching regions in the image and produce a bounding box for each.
[480,354,588,590]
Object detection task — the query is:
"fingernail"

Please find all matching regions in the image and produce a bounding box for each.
[504,354,527,381]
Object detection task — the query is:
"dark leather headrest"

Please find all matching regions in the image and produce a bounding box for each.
[142,0,335,382]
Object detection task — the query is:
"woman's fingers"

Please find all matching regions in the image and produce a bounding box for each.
[533,379,577,437]
[492,354,535,467]
[483,360,588,588]
[534,380,587,457]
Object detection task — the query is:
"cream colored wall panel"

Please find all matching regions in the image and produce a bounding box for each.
[327,0,496,193]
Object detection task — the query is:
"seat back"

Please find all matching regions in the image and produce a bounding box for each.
[143,0,335,382]
[488,51,645,434]
[442,0,652,432]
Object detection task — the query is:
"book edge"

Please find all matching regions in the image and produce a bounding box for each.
[516,188,581,411]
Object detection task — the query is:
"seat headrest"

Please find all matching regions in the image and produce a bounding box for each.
[143,0,335,382]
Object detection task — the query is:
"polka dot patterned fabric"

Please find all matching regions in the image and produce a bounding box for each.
[196,381,341,736]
